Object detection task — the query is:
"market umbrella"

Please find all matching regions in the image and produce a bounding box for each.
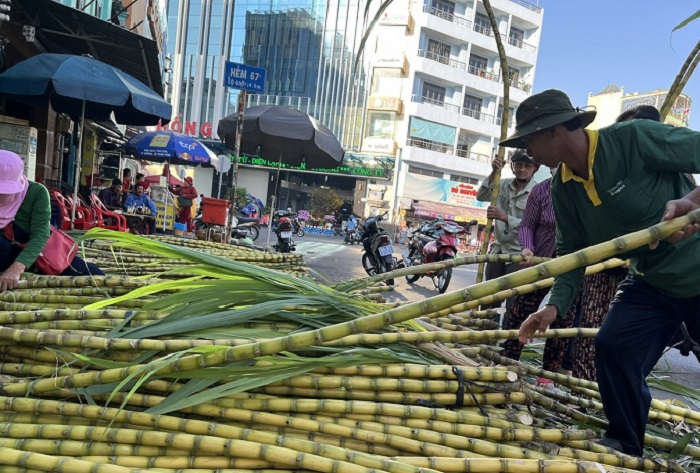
[0,53,172,226]
[217,105,344,249]
[122,130,216,166]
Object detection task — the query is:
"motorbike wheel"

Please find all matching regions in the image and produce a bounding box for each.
[244,226,260,241]
[296,228,305,237]
[381,256,395,287]
[436,256,453,293]
[361,253,376,276]
[279,241,291,253]
[405,250,422,283]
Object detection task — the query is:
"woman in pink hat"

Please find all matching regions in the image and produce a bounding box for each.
[0,151,103,291]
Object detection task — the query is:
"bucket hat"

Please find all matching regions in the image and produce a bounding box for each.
[510,149,538,166]
[0,150,26,194]
[500,89,596,148]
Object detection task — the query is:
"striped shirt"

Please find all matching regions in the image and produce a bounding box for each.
[518,177,556,258]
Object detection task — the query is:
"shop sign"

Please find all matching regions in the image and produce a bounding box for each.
[368,96,403,113]
[373,55,408,73]
[157,119,212,138]
[449,182,479,207]
[235,154,393,180]
[361,137,397,155]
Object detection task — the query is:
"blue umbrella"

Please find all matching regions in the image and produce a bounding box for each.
[0,53,172,125]
[0,53,173,227]
[122,130,216,166]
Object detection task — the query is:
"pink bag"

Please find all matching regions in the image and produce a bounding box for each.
[4,224,78,275]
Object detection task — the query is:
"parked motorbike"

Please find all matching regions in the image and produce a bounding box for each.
[403,219,476,293]
[193,214,260,241]
[272,210,296,253]
[343,227,362,245]
[360,212,397,286]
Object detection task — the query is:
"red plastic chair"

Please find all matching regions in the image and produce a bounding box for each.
[49,191,74,231]
[90,194,128,232]
[65,195,97,230]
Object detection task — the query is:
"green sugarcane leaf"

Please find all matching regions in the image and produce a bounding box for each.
[673,9,700,32]
[670,432,696,459]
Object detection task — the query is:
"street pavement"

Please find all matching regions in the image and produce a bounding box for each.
[257,228,700,403]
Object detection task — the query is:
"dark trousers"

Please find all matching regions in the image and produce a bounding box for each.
[481,259,520,314]
[595,276,699,456]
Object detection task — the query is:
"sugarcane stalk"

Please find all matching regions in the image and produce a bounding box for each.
[0,446,149,472]
[310,364,517,382]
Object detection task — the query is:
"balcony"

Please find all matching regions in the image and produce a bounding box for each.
[412,94,461,113]
[417,49,467,71]
[422,5,472,28]
[509,0,542,13]
[407,137,453,154]
[467,65,500,82]
[473,24,493,37]
[462,107,495,124]
[507,35,537,53]
[508,77,532,93]
[455,148,491,163]
[405,138,493,176]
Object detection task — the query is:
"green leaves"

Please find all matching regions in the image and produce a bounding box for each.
[673,9,700,32]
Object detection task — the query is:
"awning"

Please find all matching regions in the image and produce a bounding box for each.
[412,201,487,225]
[11,0,164,96]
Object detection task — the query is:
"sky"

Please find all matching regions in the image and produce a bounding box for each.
[533,1,700,129]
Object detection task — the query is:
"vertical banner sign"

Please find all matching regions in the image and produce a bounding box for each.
[223,61,266,238]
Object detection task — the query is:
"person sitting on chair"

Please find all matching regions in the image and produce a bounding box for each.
[98,179,123,211]
[123,184,157,235]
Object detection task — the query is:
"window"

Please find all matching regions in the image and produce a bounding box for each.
[427,39,451,64]
[507,66,520,85]
[422,82,446,105]
[366,111,395,138]
[463,95,482,119]
[408,165,443,178]
[431,0,455,16]
[468,54,488,75]
[509,27,525,48]
[497,104,515,125]
[371,68,402,95]
[451,175,479,185]
[474,13,492,36]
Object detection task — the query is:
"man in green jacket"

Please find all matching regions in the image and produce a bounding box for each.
[500,89,700,456]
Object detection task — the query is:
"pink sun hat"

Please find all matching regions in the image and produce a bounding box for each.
[0,150,27,194]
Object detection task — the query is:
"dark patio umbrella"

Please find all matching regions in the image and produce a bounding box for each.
[216,105,344,168]
[0,53,173,225]
[217,105,344,248]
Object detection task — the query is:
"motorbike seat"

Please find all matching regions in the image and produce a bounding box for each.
[418,235,435,245]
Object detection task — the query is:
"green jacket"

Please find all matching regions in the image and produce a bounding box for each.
[477,177,535,255]
[8,182,51,269]
[549,120,700,317]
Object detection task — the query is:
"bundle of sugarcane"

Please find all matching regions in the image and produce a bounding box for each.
[77,231,307,277]
[0,213,698,471]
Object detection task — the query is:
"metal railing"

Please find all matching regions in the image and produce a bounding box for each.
[462,107,495,123]
[509,0,542,13]
[456,148,491,162]
[407,137,453,154]
[422,5,472,28]
[412,94,461,113]
[417,49,467,70]
[467,65,499,82]
[496,116,515,127]
[508,78,532,92]
[506,35,537,52]
[473,23,493,37]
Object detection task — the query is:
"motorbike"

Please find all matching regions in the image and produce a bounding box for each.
[360,212,397,286]
[291,216,305,237]
[403,219,476,293]
[343,227,362,245]
[272,210,296,253]
[193,214,260,241]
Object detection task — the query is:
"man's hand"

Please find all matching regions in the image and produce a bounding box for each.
[0,262,26,292]
[650,197,700,249]
[486,205,507,222]
[518,305,558,344]
[491,155,504,173]
[520,248,535,266]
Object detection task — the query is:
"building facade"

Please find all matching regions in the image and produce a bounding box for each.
[587,84,691,129]
[165,0,392,210]
[365,0,543,223]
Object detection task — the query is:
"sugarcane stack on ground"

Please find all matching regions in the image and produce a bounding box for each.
[75,232,307,277]
[0,213,698,472]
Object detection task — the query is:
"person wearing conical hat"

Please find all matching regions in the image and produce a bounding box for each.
[502,89,700,457]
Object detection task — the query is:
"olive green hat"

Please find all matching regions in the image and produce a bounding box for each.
[500,89,597,148]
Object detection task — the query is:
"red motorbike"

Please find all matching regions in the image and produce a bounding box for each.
[402,221,467,293]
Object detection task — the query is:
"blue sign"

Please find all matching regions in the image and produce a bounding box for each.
[224,61,266,93]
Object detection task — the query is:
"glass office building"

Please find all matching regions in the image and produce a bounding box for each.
[166,0,370,150]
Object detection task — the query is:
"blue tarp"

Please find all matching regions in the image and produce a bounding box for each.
[409,116,456,145]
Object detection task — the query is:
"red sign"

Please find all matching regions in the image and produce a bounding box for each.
[449,183,478,206]
[158,118,212,138]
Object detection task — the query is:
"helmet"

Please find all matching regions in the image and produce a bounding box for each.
[510,149,538,166]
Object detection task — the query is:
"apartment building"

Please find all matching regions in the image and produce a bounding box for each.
[365,0,543,222]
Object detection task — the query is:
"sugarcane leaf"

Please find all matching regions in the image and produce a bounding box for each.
[673,9,700,32]
[670,432,696,458]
